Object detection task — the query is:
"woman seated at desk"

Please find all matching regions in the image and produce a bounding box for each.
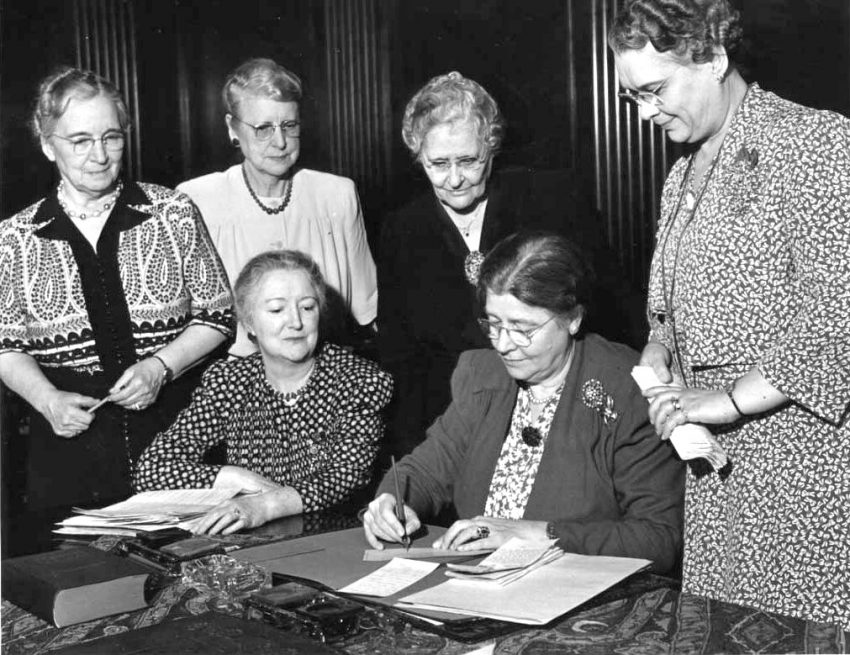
[135,250,392,534]
[363,232,685,574]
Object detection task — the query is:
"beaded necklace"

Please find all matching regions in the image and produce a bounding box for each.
[269,360,316,407]
[242,165,293,215]
[57,180,122,220]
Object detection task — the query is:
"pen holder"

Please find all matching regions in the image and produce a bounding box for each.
[181,554,271,612]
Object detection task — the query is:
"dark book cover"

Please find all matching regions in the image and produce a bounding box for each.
[1,547,150,627]
[49,612,339,654]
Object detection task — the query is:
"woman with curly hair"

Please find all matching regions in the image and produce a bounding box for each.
[610,0,850,628]
[379,72,644,457]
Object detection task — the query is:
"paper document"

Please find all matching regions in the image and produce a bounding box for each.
[399,552,650,625]
[339,558,440,597]
[448,537,558,574]
[364,546,493,562]
[631,366,728,469]
[55,488,241,535]
[446,538,562,585]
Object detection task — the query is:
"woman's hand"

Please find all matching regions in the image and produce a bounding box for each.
[647,385,740,440]
[108,358,166,410]
[189,494,274,535]
[213,466,282,495]
[361,492,422,550]
[433,516,548,551]
[38,388,98,437]
[639,342,674,384]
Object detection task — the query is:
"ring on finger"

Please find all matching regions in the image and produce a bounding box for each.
[672,397,682,412]
[474,525,490,540]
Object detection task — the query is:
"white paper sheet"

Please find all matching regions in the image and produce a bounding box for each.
[339,558,440,597]
[447,537,558,574]
[631,365,728,469]
[55,488,242,535]
[399,552,650,625]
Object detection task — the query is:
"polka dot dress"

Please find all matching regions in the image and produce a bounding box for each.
[134,343,392,511]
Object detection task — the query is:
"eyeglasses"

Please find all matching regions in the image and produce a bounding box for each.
[618,87,664,107]
[477,315,556,347]
[422,156,487,177]
[231,115,301,141]
[51,131,125,156]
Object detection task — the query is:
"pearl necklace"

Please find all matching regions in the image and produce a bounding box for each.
[58,181,122,220]
[242,165,293,215]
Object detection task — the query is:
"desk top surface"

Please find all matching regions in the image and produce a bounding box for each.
[2,510,847,654]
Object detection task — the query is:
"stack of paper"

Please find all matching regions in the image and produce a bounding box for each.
[54,489,240,536]
[445,537,561,586]
[399,552,651,625]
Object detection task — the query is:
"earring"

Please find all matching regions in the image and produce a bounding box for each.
[231,137,240,147]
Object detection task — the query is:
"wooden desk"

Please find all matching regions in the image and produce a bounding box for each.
[2,511,847,654]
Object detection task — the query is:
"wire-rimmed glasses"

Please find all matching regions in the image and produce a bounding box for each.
[231,115,301,141]
[477,315,556,347]
[51,131,126,156]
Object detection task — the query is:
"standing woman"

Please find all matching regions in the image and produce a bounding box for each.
[379,72,644,457]
[610,0,850,628]
[0,68,234,552]
[178,58,377,357]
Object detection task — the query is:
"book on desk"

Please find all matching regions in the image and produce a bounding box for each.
[1,547,150,627]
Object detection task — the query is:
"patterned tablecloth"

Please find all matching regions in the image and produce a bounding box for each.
[2,512,847,654]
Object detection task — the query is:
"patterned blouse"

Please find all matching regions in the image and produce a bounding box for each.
[485,386,562,519]
[0,182,234,371]
[133,344,393,512]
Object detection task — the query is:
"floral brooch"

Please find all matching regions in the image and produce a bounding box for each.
[735,146,759,170]
[581,380,618,425]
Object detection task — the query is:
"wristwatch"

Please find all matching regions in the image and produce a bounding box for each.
[152,354,174,384]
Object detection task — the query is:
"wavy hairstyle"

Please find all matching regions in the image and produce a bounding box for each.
[401,71,505,160]
[477,231,594,324]
[31,67,130,140]
[234,249,328,343]
[608,0,743,65]
[222,58,303,116]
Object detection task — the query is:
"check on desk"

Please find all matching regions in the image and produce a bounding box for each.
[233,526,650,625]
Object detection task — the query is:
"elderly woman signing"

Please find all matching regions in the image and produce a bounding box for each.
[365,232,684,573]
[178,58,377,356]
[0,68,233,550]
[135,250,392,534]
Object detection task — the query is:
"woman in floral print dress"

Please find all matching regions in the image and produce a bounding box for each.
[610,0,850,629]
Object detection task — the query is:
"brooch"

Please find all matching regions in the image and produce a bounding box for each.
[581,379,618,425]
[735,146,759,170]
[464,251,485,286]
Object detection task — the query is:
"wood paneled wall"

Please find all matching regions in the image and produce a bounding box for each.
[323,0,393,194]
[586,0,674,287]
[73,0,141,179]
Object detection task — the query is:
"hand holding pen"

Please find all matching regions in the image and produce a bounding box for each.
[391,456,411,550]
[360,459,422,550]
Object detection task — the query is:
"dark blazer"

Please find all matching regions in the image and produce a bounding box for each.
[377,167,646,456]
[377,334,685,574]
